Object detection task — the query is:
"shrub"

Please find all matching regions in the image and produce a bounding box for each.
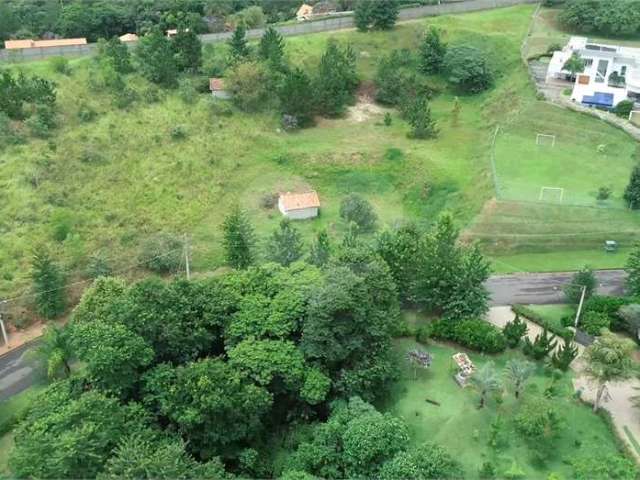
[580,311,610,335]
[207,97,233,117]
[169,125,187,141]
[143,86,161,104]
[77,104,97,122]
[112,87,137,110]
[177,78,198,104]
[384,113,392,126]
[430,319,506,353]
[551,336,578,371]
[138,233,183,273]
[522,328,556,360]
[226,61,272,112]
[49,56,70,75]
[443,45,494,94]
[597,186,612,200]
[25,113,51,138]
[503,314,528,348]
[339,194,378,232]
[511,304,570,338]
[613,99,634,119]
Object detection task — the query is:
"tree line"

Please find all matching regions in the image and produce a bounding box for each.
[559,0,640,36]
[13,202,493,478]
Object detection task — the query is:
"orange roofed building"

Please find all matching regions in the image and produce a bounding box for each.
[278,191,320,220]
[4,38,87,50]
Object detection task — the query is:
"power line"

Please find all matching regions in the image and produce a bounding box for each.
[1,246,185,306]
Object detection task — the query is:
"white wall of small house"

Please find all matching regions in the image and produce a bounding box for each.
[281,207,319,220]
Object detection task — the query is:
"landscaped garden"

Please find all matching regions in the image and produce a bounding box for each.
[388,338,633,480]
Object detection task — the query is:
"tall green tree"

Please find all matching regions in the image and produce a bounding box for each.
[228,23,249,61]
[266,218,304,266]
[259,26,285,68]
[443,45,494,93]
[222,206,256,269]
[172,28,202,72]
[624,163,640,209]
[379,443,462,480]
[471,361,502,408]
[101,431,229,479]
[370,0,399,30]
[96,37,132,74]
[135,29,178,87]
[375,224,422,305]
[34,325,73,380]
[402,93,438,139]
[70,320,154,397]
[626,243,640,296]
[419,27,447,74]
[314,41,359,117]
[309,230,332,267]
[583,333,636,412]
[142,358,272,455]
[31,246,66,319]
[279,68,315,127]
[354,0,373,31]
[10,384,149,479]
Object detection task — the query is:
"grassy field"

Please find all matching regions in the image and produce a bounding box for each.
[525,303,574,330]
[387,338,633,480]
[0,5,536,302]
[494,102,637,208]
[1,3,639,310]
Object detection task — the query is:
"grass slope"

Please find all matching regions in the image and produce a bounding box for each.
[0,6,535,300]
[388,338,631,480]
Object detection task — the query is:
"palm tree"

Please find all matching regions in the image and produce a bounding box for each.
[583,333,636,412]
[34,325,73,380]
[504,358,534,399]
[471,361,502,408]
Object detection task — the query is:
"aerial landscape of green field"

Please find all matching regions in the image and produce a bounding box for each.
[2,1,640,479]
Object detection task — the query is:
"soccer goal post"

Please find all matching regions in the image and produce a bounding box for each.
[629,110,640,127]
[539,187,564,202]
[536,133,556,146]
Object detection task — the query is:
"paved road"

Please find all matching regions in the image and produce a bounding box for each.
[0,341,39,402]
[0,269,628,401]
[487,269,627,306]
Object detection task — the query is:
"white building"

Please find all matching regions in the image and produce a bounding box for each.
[547,36,640,109]
[278,191,320,220]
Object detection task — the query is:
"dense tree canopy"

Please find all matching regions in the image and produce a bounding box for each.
[559,0,640,36]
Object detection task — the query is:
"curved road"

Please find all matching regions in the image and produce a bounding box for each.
[0,269,628,401]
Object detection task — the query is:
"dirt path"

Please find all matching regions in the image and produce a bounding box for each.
[487,306,640,462]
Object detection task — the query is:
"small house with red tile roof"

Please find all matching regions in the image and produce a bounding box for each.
[209,78,230,99]
[278,191,320,219]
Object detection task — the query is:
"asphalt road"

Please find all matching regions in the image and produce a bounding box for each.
[0,269,628,401]
[0,341,39,402]
[487,269,627,306]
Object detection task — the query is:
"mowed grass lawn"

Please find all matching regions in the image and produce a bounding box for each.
[494,102,637,208]
[387,338,631,480]
[0,6,535,298]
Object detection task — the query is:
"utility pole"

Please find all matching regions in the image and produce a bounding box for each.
[574,285,587,330]
[183,234,191,281]
[0,300,9,347]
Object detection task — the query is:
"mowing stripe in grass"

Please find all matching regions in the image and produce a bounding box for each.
[624,426,640,456]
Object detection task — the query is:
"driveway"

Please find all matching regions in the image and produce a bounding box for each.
[486,269,626,306]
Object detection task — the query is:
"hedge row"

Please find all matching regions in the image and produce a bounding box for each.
[429,318,507,354]
[511,304,571,338]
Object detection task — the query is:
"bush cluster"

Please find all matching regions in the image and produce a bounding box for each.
[430,318,506,353]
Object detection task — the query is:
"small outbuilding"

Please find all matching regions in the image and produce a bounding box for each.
[296,4,314,21]
[278,191,320,220]
[119,33,139,43]
[209,78,230,99]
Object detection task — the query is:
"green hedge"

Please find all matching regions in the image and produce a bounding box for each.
[430,318,506,354]
[512,304,571,338]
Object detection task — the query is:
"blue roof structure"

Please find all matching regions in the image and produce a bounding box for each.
[581,92,614,108]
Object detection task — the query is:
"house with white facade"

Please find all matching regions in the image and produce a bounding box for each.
[278,191,320,220]
[547,36,640,109]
